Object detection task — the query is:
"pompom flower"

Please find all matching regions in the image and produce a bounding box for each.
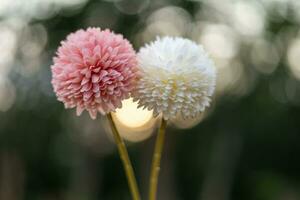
[51,28,138,119]
[133,37,216,120]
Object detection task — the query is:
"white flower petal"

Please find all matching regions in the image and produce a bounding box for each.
[133,37,216,120]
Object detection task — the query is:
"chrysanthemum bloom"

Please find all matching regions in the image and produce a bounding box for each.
[133,37,216,120]
[51,28,138,119]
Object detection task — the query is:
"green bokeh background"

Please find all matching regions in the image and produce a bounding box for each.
[1,0,300,199]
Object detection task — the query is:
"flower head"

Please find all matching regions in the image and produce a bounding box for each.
[51,28,138,119]
[133,37,216,120]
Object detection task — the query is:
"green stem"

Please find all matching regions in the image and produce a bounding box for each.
[149,118,167,200]
[107,113,141,200]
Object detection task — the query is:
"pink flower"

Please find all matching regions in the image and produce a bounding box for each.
[51,28,138,119]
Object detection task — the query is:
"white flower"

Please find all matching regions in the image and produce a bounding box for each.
[132,37,216,120]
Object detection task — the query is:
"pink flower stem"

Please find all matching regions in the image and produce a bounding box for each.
[149,118,167,200]
[107,113,141,200]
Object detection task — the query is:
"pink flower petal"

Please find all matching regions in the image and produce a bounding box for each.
[51,28,138,119]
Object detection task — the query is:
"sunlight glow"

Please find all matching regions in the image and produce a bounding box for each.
[111,98,157,142]
[115,98,153,128]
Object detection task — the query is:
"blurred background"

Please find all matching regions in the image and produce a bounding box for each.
[1,0,300,199]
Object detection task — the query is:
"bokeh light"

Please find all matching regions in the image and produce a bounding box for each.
[114,98,153,128]
[0,24,17,75]
[287,38,300,80]
[114,0,149,15]
[170,112,205,129]
[251,38,280,74]
[111,98,158,142]
[0,77,16,112]
[141,6,191,43]
[0,0,88,19]
[198,24,238,60]
[232,1,266,37]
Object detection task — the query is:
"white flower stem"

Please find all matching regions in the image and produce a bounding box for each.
[149,118,167,200]
[107,113,141,200]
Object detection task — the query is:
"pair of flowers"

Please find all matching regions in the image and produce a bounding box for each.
[51,28,216,200]
[51,28,216,121]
